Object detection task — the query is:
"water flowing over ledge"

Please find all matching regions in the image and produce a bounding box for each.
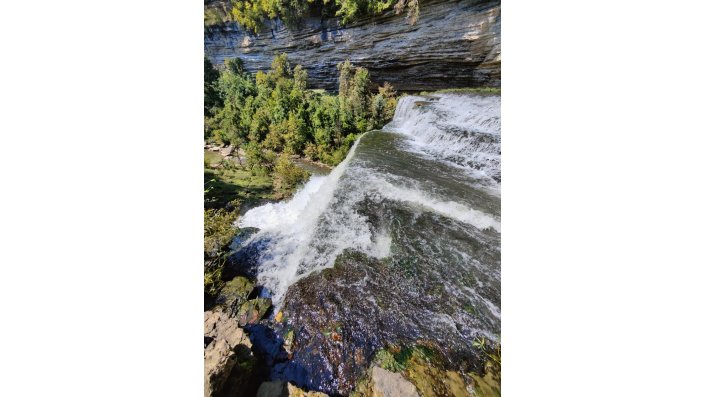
[237,138,365,307]
[388,94,501,190]
[232,92,501,394]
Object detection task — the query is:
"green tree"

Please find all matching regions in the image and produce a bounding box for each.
[245,141,275,175]
[270,53,293,81]
[205,53,396,167]
[293,64,308,91]
[273,154,310,194]
[225,0,419,33]
[224,57,246,75]
[204,57,222,117]
[370,94,386,129]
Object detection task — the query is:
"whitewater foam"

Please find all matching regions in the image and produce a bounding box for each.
[364,174,500,232]
[237,139,368,307]
[385,94,501,185]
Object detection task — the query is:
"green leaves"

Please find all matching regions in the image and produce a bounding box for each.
[214,0,419,33]
[472,336,501,366]
[206,55,397,167]
[472,336,487,349]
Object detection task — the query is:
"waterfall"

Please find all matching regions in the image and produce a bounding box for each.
[386,94,501,187]
[237,138,366,307]
[234,93,501,393]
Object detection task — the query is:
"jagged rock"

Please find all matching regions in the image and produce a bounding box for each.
[283,328,295,355]
[256,380,328,397]
[369,366,419,397]
[204,0,500,91]
[204,310,253,397]
[237,297,272,326]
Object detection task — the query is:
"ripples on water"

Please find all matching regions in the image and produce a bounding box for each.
[234,93,501,394]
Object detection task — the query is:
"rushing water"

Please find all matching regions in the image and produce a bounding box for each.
[235,93,500,394]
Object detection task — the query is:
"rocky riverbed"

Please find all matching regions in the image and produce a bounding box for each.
[204,92,501,396]
[203,272,499,397]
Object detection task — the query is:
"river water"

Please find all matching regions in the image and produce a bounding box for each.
[235,93,500,394]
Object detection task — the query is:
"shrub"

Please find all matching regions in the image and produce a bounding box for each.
[204,208,239,257]
[204,266,224,298]
[273,154,310,194]
[303,142,320,161]
[245,141,276,175]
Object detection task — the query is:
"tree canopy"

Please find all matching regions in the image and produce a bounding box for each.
[212,0,419,32]
[204,54,397,166]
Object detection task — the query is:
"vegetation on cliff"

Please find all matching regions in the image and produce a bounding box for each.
[205,0,419,31]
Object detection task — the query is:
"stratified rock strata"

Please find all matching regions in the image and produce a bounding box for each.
[204,0,500,91]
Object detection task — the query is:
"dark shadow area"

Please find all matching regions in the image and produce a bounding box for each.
[215,343,261,397]
[222,232,271,280]
[204,169,274,210]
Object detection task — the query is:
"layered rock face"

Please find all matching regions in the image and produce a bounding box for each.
[204,0,500,91]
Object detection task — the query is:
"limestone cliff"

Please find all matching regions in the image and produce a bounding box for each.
[204,0,500,91]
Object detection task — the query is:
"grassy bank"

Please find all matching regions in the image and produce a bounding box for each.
[204,147,310,304]
[204,150,274,210]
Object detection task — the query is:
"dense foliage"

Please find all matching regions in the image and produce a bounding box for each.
[205,54,397,166]
[204,207,239,297]
[213,0,419,32]
[335,0,419,25]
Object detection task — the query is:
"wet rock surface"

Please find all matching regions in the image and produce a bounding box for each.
[268,250,490,395]
[238,297,273,326]
[204,0,500,91]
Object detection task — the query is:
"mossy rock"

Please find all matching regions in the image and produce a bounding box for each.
[363,345,500,397]
[217,276,255,313]
[468,361,500,397]
[237,297,273,326]
[402,350,470,397]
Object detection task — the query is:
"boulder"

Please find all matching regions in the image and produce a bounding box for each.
[204,310,253,397]
[256,380,287,397]
[256,380,328,397]
[220,146,233,157]
[216,276,255,314]
[237,297,272,326]
[286,382,329,397]
[369,366,420,397]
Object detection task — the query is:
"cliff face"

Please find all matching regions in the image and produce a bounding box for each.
[204,0,500,92]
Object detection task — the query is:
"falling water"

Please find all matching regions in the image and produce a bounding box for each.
[235,93,501,394]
